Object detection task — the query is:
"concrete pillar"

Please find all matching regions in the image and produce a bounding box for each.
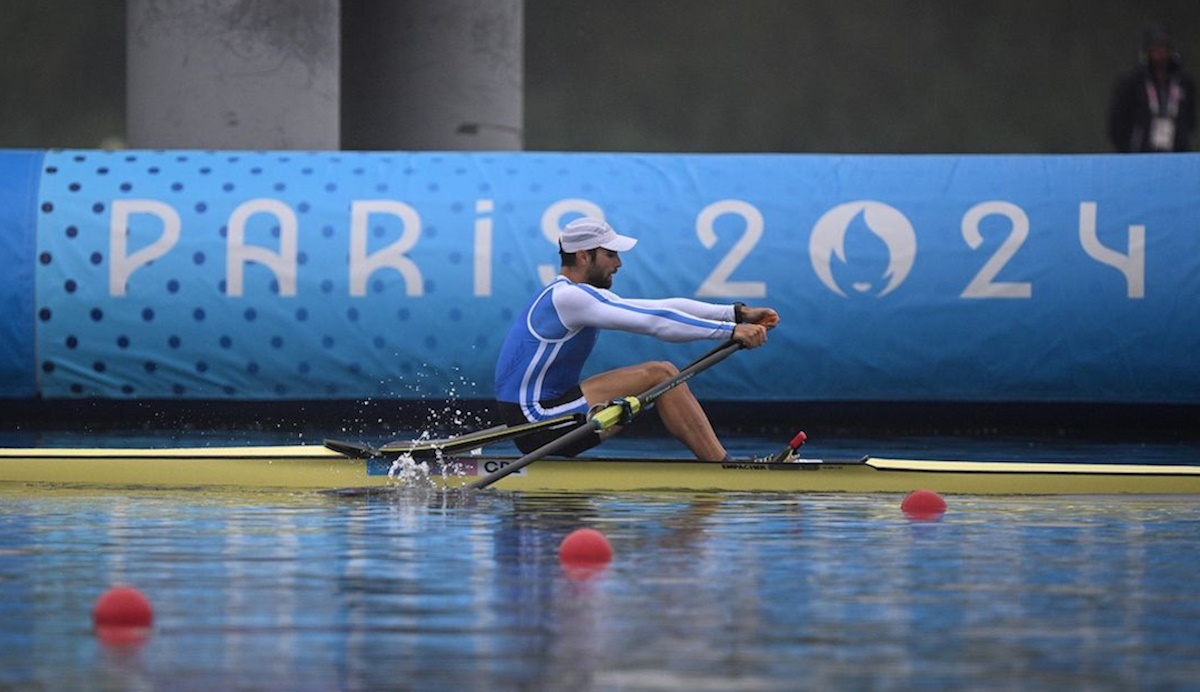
[126,0,340,149]
[342,0,523,150]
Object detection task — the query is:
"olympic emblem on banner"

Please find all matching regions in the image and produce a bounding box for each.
[809,201,917,297]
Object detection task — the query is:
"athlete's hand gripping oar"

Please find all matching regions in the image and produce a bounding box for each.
[469,340,745,490]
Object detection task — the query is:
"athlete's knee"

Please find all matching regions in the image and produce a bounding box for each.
[644,360,679,382]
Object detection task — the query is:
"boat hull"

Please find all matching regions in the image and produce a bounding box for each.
[2,446,1200,494]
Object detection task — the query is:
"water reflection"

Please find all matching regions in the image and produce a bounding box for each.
[1,487,1199,689]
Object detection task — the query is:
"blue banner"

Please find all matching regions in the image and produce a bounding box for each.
[14,149,1200,403]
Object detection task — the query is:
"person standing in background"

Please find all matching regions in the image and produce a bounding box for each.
[1108,24,1196,152]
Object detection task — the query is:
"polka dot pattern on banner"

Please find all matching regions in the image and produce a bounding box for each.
[32,150,708,400]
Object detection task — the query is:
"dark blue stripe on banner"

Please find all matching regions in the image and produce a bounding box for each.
[0,150,44,398]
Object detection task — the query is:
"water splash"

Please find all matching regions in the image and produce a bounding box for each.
[387,453,434,487]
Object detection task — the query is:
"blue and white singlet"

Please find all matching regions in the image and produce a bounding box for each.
[494,276,736,421]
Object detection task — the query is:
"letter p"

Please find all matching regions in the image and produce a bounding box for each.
[110,199,181,297]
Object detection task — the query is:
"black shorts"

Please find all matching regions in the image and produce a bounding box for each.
[496,387,599,458]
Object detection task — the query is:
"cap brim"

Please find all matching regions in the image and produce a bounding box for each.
[601,234,638,252]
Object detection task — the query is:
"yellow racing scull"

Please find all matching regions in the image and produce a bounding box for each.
[1,444,1198,494]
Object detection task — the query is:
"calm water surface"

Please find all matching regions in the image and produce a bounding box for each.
[2,434,1199,690]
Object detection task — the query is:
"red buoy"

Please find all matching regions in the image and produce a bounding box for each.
[559,528,613,566]
[901,489,947,520]
[93,586,154,645]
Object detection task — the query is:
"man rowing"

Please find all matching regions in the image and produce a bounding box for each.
[494,217,778,461]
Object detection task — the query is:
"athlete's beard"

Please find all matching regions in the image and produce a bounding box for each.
[584,263,612,289]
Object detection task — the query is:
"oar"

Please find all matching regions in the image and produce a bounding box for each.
[380,414,580,455]
[469,340,744,490]
[324,413,584,460]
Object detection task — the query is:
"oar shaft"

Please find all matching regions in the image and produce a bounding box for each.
[640,341,741,407]
[468,422,599,489]
[379,413,580,455]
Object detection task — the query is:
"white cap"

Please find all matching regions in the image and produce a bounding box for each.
[559,217,638,253]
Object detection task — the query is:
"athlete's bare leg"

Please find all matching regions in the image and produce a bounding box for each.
[580,361,727,461]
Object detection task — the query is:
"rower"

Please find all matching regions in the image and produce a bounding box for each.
[493,217,778,461]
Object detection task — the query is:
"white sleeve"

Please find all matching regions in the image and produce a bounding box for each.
[553,285,734,342]
[622,297,735,323]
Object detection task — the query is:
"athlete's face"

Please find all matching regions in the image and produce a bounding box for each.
[583,249,622,289]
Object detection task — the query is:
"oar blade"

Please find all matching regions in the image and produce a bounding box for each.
[323,438,381,459]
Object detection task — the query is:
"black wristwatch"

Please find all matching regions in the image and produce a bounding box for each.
[733,302,746,323]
